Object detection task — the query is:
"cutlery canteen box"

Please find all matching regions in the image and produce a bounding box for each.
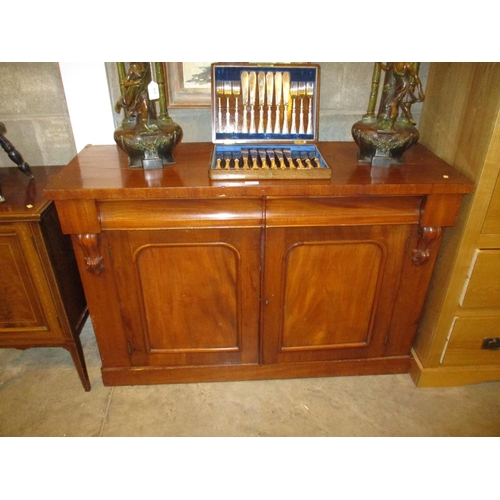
[209,63,331,180]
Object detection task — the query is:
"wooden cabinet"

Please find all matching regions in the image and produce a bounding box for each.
[411,62,500,387]
[44,142,473,386]
[0,166,90,390]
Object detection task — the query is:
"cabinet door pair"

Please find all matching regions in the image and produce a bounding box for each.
[106,222,414,368]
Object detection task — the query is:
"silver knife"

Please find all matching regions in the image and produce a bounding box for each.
[258,72,266,133]
[282,72,290,134]
[241,71,249,134]
[249,72,257,133]
[266,72,274,134]
[274,72,282,134]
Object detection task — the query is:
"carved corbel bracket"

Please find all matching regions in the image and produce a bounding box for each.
[412,226,442,266]
[76,233,104,275]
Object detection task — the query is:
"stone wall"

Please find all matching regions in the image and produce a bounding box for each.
[1,62,429,167]
[0,63,76,167]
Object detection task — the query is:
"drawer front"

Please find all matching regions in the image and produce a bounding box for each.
[99,198,263,230]
[460,249,500,308]
[265,197,422,228]
[442,316,500,366]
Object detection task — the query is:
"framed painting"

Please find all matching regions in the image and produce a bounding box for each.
[165,62,212,108]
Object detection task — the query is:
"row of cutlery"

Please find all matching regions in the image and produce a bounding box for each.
[216,71,315,135]
[214,149,325,171]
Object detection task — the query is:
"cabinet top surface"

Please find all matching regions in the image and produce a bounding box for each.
[1,165,63,220]
[44,142,474,201]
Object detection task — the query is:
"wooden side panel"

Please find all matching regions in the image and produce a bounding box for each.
[70,231,132,367]
[482,171,500,234]
[39,204,87,334]
[420,194,465,227]
[54,199,100,234]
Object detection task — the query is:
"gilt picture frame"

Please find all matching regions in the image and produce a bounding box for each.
[165,62,212,108]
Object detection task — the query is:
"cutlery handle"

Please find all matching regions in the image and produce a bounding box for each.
[242,107,248,134]
[218,99,223,133]
[282,108,289,134]
[291,99,297,134]
[234,98,239,134]
[306,99,313,135]
[258,108,264,134]
[226,97,231,133]
[299,98,305,135]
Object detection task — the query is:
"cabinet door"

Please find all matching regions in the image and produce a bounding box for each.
[0,225,46,330]
[0,223,62,343]
[262,224,413,364]
[106,227,261,368]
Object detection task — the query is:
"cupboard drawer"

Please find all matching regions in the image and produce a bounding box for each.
[442,316,500,366]
[99,198,263,229]
[265,197,421,227]
[460,249,500,308]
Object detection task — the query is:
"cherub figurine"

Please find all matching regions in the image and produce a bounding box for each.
[115,62,153,126]
[379,62,425,130]
[113,62,183,169]
[351,62,426,166]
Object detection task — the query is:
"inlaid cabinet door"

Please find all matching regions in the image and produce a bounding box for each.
[106,227,261,368]
[0,223,64,344]
[262,224,413,364]
[0,224,46,332]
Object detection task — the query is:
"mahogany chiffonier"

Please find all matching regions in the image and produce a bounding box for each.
[43,142,473,386]
[0,166,90,390]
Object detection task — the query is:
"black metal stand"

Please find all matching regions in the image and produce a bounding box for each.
[0,122,34,202]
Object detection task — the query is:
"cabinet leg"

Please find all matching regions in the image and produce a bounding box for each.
[66,340,91,392]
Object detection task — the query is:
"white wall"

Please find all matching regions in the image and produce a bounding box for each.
[59,63,116,153]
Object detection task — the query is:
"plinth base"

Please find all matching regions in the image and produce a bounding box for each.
[352,119,419,167]
[114,119,183,169]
